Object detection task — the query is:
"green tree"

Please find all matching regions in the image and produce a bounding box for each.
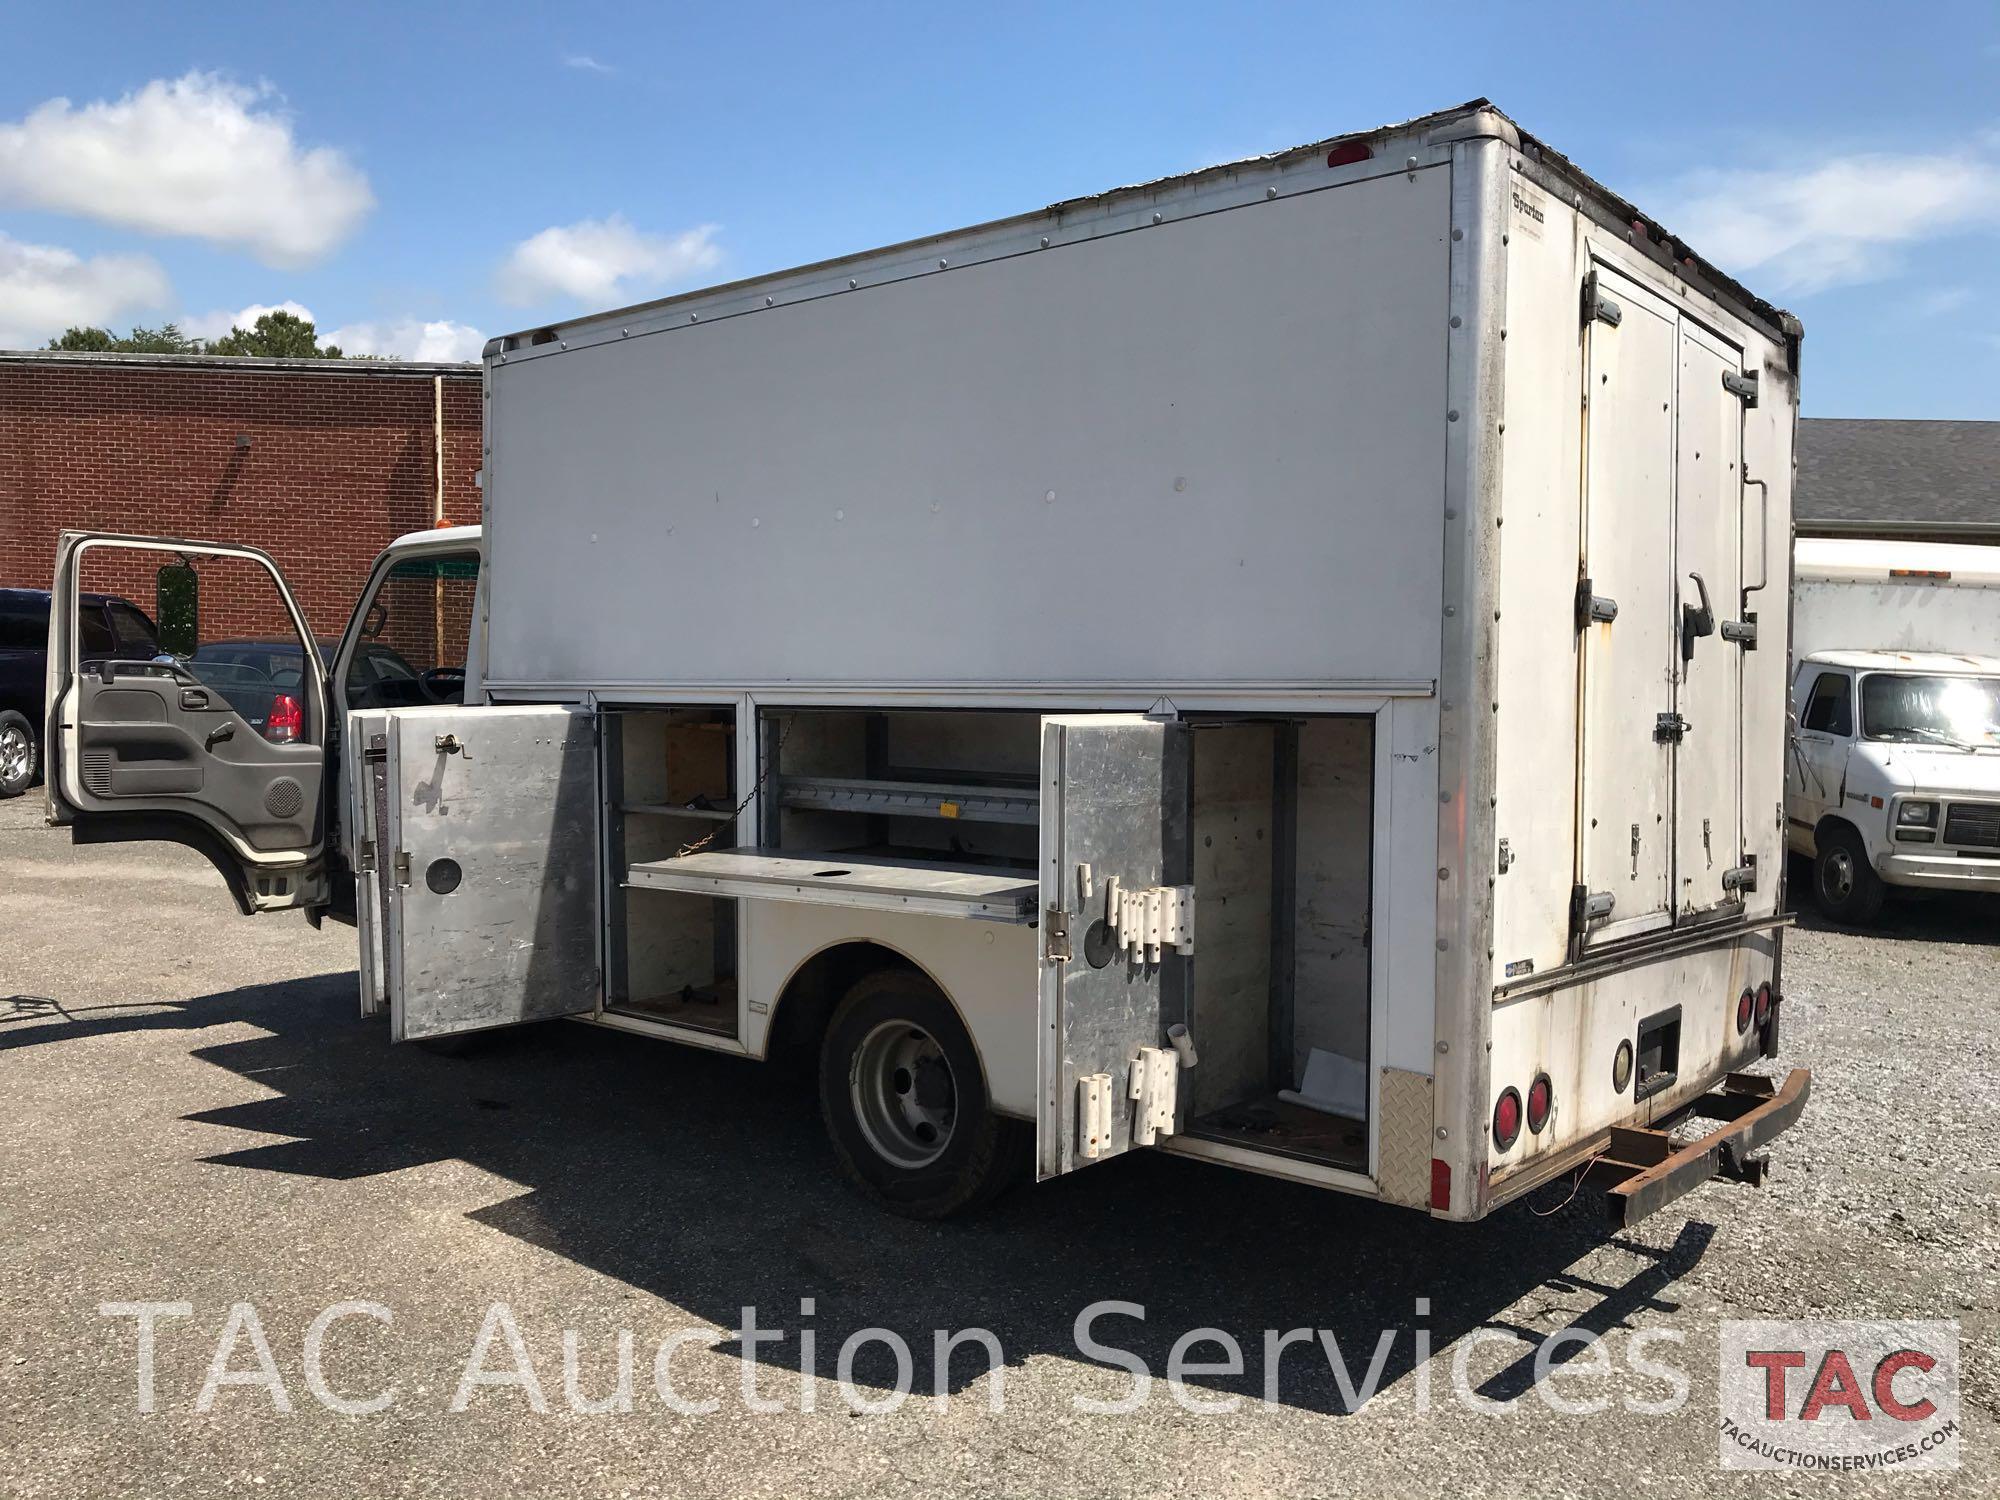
[206,310,344,359]
[47,322,205,354]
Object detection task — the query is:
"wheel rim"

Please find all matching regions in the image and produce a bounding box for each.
[0,724,28,783]
[1822,847,1854,904]
[850,1020,957,1170]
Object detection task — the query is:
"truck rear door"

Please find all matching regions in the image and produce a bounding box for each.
[1575,261,1756,947]
[369,704,600,1041]
[43,533,328,912]
[1036,714,1192,1178]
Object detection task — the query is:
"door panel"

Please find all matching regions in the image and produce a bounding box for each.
[348,709,393,1017]
[381,704,599,1041]
[1673,325,1746,914]
[1036,714,1191,1178]
[46,533,326,911]
[1577,267,1677,946]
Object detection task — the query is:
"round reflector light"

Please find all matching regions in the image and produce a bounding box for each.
[1735,988,1754,1035]
[1493,1087,1523,1152]
[1755,982,1772,1026]
[1526,1074,1553,1134]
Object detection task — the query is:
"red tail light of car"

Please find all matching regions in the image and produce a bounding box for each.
[266,693,302,744]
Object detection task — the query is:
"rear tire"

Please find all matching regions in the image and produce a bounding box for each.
[819,969,1020,1219]
[1813,825,1885,926]
[0,711,36,798]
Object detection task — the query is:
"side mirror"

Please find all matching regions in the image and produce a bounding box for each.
[155,559,199,658]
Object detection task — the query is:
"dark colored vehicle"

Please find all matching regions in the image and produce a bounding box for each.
[0,588,160,797]
[186,638,433,739]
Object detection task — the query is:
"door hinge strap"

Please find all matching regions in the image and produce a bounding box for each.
[392,850,411,887]
[1655,712,1690,744]
[1582,270,1623,328]
[1722,856,1758,894]
[1044,904,1072,963]
[1721,615,1758,648]
[1575,577,1618,630]
[1722,369,1760,406]
[1571,884,1616,933]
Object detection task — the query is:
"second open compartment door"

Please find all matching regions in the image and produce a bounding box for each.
[1036,714,1192,1178]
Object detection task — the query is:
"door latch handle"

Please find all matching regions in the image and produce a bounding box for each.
[1681,571,1716,662]
[180,687,209,710]
[205,722,235,751]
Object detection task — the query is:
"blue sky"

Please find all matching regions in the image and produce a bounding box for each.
[3,1,1998,416]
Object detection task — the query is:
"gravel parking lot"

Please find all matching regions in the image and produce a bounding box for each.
[2,791,1994,1498]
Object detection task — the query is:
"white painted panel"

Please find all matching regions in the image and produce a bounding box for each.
[486,171,1450,688]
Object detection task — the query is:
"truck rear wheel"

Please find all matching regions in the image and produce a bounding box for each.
[819,969,1024,1218]
[1813,825,1885,925]
[0,711,36,798]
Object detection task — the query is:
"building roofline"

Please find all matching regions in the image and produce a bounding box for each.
[0,349,478,378]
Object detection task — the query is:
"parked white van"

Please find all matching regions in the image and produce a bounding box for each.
[1789,538,2000,922]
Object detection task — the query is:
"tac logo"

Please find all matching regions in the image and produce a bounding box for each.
[1719,1320,1960,1472]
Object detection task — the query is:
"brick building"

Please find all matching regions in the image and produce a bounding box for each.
[0,351,483,640]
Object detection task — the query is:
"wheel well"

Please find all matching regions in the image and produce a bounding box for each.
[1813,813,1863,850]
[764,940,923,1064]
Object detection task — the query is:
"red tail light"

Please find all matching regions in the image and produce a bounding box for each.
[1492,1088,1523,1151]
[1326,141,1373,168]
[266,693,302,743]
[1526,1074,1553,1135]
[1755,982,1772,1026]
[1735,988,1754,1035]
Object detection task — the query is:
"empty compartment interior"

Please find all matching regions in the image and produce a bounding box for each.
[761,708,1040,871]
[1182,715,1373,1170]
[605,706,740,1035]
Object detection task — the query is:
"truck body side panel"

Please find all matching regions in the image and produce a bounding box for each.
[484,169,1451,692]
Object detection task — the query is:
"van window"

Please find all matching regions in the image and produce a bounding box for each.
[1801,672,1853,736]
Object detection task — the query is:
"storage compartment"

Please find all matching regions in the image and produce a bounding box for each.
[603,706,740,1035]
[759,708,1041,871]
[1180,716,1373,1170]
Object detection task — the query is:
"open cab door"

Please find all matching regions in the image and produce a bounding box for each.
[357,704,600,1042]
[1036,714,1193,1178]
[44,533,328,913]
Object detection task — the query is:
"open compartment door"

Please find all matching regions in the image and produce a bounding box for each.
[376,704,601,1041]
[1036,714,1192,1178]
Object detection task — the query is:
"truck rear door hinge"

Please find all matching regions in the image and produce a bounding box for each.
[1655,712,1690,744]
[1574,577,1618,630]
[1722,369,1760,407]
[1720,614,1758,649]
[1570,884,1616,933]
[1722,855,1758,894]
[1582,270,1623,328]
[1044,904,1072,963]
[392,850,412,887]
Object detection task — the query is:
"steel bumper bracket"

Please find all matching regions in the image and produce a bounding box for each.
[1596,1068,1810,1227]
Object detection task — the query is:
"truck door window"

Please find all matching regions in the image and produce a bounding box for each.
[345,554,479,710]
[108,601,159,653]
[1801,673,1852,737]
[77,606,115,659]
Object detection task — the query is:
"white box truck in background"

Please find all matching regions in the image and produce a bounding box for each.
[46,100,1808,1227]
[1789,537,2000,922]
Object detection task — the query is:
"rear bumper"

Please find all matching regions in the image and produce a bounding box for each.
[1876,849,2000,892]
[1594,1069,1811,1228]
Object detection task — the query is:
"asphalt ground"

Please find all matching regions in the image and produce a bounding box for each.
[2,790,1994,1498]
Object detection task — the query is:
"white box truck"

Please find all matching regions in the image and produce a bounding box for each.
[45,101,1807,1225]
[1788,536,2000,921]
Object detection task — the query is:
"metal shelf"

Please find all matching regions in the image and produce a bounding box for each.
[629,848,1036,923]
[776,775,1039,826]
[618,802,737,822]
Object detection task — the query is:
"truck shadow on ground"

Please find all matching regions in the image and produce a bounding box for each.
[5,975,1715,1416]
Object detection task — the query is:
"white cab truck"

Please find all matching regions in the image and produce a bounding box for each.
[45,101,1808,1226]
[1788,537,2000,922]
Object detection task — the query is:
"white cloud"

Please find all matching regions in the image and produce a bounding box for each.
[496,215,721,306]
[1664,147,2000,295]
[0,231,170,349]
[183,299,317,341]
[323,317,487,362]
[564,54,614,74]
[0,73,373,267]
[1908,285,1973,318]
